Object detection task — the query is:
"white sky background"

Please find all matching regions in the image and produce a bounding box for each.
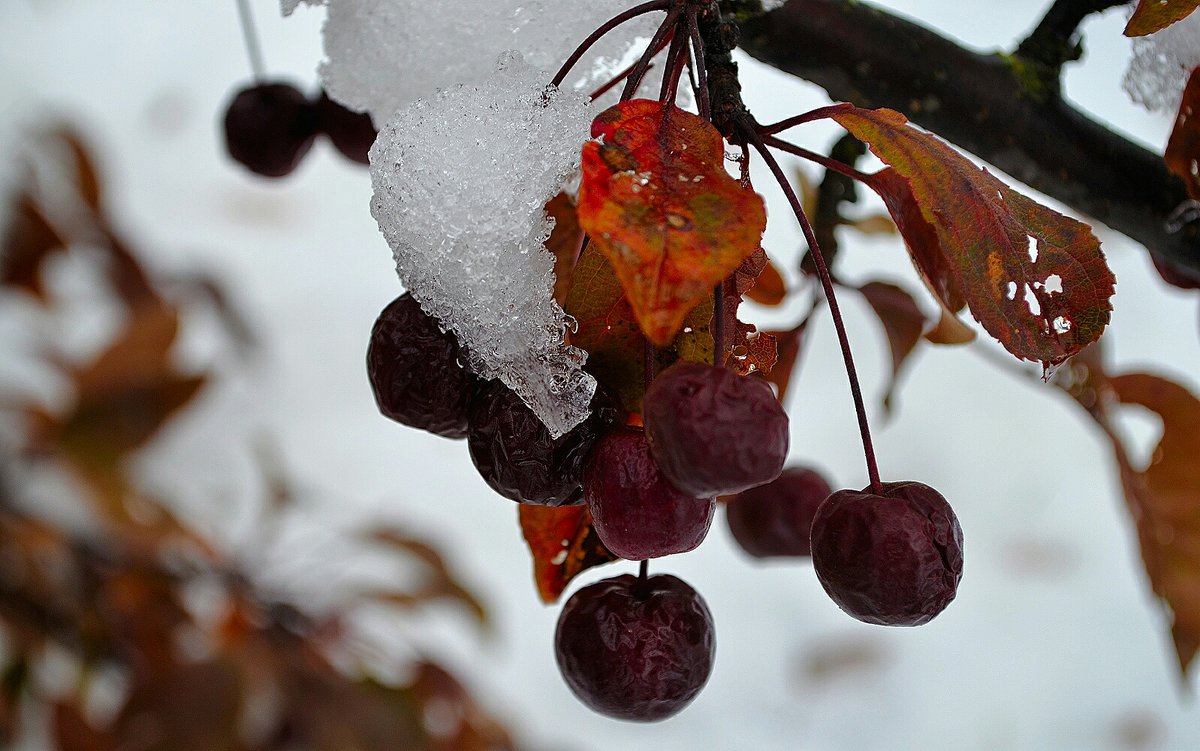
[1,1,1199,749]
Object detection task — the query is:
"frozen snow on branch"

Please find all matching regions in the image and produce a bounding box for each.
[1123,9,1200,112]
[302,0,656,124]
[369,54,596,437]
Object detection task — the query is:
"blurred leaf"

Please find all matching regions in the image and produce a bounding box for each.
[113,659,242,751]
[0,658,29,745]
[824,104,1113,370]
[53,702,116,751]
[363,529,489,630]
[799,635,890,686]
[54,127,103,211]
[403,661,518,751]
[857,281,927,413]
[577,100,766,344]
[924,305,977,345]
[1125,0,1199,36]
[519,504,617,604]
[1165,67,1200,201]
[846,213,897,236]
[763,300,819,405]
[1,193,66,301]
[1108,373,1200,677]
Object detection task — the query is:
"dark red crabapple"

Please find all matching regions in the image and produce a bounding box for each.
[555,573,714,722]
[726,466,833,558]
[366,293,476,439]
[583,427,715,560]
[643,361,788,497]
[467,381,622,506]
[222,82,318,177]
[315,90,377,165]
[810,480,963,626]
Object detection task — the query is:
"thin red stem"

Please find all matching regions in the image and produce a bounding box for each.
[745,126,883,492]
[659,26,690,103]
[622,9,682,100]
[757,104,853,136]
[551,0,671,89]
[686,7,711,121]
[761,135,874,184]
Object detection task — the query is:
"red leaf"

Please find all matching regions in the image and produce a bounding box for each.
[1125,0,1200,36]
[577,100,767,345]
[857,281,927,413]
[822,105,1113,370]
[743,254,787,306]
[721,248,779,375]
[519,504,617,604]
[1108,373,1200,676]
[545,192,584,305]
[1165,67,1200,201]
[1,193,66,301]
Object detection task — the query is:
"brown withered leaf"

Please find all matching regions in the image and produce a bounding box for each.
[1125,0,1200,36]
[545,192,584,305]
[858,281,927,413]
[821,105,1113,371]
[362,528,489,630]
[1165,67,1200,200]
[722,248,779,375]
[1108,373,1200,677]
[743,254,786,306]
[519,504,617,604]
[763,299,820,405]
[1,193,66,301]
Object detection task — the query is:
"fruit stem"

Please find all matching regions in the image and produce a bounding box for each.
[761,135,874,184]
[659,25,690,103]
[622,10,683,100]
[744,126,883,493]
[551,0,671,90]
[639,559,649,585]
[235,0,266,81]
[686,7,711,122]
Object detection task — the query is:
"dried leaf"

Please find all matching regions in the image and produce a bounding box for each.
[519,504,617,604]
[1,193,66,301]
[565,245,713,411]
[858,281,927,413]
[1165,67,1200,200]
[721,249,779,375]
[763,300,820,404]
[545,192,584,305]
[577,100,766,344]
[743,254,787,305]
[1108,373,1200,676]
[364,529,489,629]
[1125,0,1200,36]
[822,105,1112,370]
[924,307,977,345]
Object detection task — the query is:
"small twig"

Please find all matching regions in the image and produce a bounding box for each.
[551,0,671,89]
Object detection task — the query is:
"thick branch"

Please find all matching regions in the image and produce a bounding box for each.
[739,0,1200,283]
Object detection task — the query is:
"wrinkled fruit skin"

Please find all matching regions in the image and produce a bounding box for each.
[366,293,475,439]
[810,480,963,626]
[316,90,377,165]
[643,361,788,497]
[726,466,832,558]
[223,82,317,177]
[583,427,715,560]
[555,573,714,722]
[468,381,621,506]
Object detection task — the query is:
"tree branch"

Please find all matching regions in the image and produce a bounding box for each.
[738,0,1200,283]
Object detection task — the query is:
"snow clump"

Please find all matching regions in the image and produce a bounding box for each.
[369,53,596,437]
[1123,9,1200,112]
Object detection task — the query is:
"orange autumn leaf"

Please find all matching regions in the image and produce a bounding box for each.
[1125,0,1200,36]
[743,254,787,306]
[577,99,766,345]
[1165,67,1200,200]
[519,504,617,604]
[819,104,1113,370]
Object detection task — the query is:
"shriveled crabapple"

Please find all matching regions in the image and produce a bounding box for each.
[726,466,833,558]
[366,292,476,439]
[222,82,318,178]
[810,480,963,626]
[467,380,622,506]
[555,573,715,722]
[583,427,715,560]
[643,361,789,498]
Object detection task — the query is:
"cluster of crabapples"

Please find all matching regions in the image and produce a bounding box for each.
[366,292,965,721]
[223,81,377,176]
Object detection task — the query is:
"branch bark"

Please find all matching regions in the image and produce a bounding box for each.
[738,0,1200,283]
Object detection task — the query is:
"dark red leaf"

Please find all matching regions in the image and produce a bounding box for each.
[519,504,617,604]
[858,281,928,412]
